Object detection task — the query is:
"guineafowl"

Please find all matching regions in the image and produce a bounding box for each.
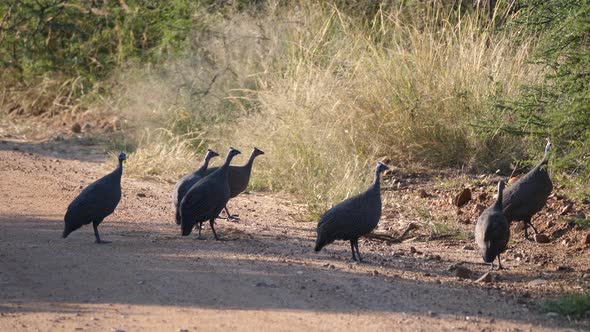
[63,152,126,243]
[475,180,510,270]
[173,149,219,225]
[180,147,241,240]
[314,161,390,262]
[205,147,265,220]
[502,141,553,239]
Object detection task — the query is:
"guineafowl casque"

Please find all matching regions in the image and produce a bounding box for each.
[205,147,265,220]
[475,180,510,270]
[63,151,126,243]
[173,149,219,225]
[314,161,390,262]
[502,141,553,239]
[180,147,241,240]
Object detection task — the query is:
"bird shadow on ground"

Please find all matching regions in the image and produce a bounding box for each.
[0,215,578,330]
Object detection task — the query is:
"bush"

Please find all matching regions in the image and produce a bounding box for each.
[498,0,590,199]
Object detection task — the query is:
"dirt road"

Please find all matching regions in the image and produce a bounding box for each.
[0,139,586,331]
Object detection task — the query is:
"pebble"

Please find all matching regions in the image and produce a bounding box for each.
[462,245,474,251]
[583,233,590,245]
[448,264,472,279]
[534,234,550,243]
[409,246,417,254]
[453,188,471,207]
[546,312,559,318]
[71,123,82,133]
[528,279,547,286]
[372,270,379,276]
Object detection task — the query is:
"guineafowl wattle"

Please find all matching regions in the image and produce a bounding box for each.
[205,147,264,220]
[63,152,126,244]
[173,149,219,225]
[502,141,553,239]
[180,147,241,240]
[314,161,390,262]
[475,180,510,270]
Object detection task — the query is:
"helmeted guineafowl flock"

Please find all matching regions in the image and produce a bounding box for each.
[61,140,555,276]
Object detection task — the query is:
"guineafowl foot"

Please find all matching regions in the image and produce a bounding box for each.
[193,235,206,240]
[95,239,112,244]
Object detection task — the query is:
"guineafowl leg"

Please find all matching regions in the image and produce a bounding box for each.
[93,220,110,244]
[209,219,224,241]
[353,239,363,263]
[497,254,504,270]
[194,222,205,240]
[219,206,240,222]
[350,240,358,261]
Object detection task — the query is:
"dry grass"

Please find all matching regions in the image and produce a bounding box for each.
[223,2,537,216]
[113,1,539,217]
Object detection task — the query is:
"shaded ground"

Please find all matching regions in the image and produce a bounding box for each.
[0,138,588,331]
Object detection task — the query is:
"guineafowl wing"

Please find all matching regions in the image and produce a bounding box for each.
[317,202,369,242]
[65,192,101,227]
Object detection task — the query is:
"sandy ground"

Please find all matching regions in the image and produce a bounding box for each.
[0,138,588,332]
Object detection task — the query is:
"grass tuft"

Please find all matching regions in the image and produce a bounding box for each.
[541,293,590,319]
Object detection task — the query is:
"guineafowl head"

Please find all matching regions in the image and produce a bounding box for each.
[206,149,220,159]
[253,147,265,157]
[228,147,241,158]
[118,151,127,162]
[376,161,390,174]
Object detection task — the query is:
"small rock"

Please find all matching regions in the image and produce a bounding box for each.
[545,312,559,318]
[475,271,493,283]
[427,311,437,317]
[556,266,573,272]
[82,123,92,132]
[137,280,145,285]
[514,221,526,232]
[582,273,590,279]
[296,271,303,275]
[372,270,379,276]
[528,279,547,286]
[418,189,430,198]
[462,245,474,251]
[255,282,277,288]
[472,204,486,216]
[453,188,472,207]
[583,233,590,245]
[137,192,146,198]
[409,246,417,254]
[559,202,574,215]
[477,192,488,202]
[534,234,550,243]
[448,264,472,279]
[179,329,190,332]
[71,122,82,133]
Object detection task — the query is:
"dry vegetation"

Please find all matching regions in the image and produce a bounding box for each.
[111,2,539,217]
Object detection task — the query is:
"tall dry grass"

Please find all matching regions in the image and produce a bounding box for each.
[118,1,539,217]
[224,2,537,216]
